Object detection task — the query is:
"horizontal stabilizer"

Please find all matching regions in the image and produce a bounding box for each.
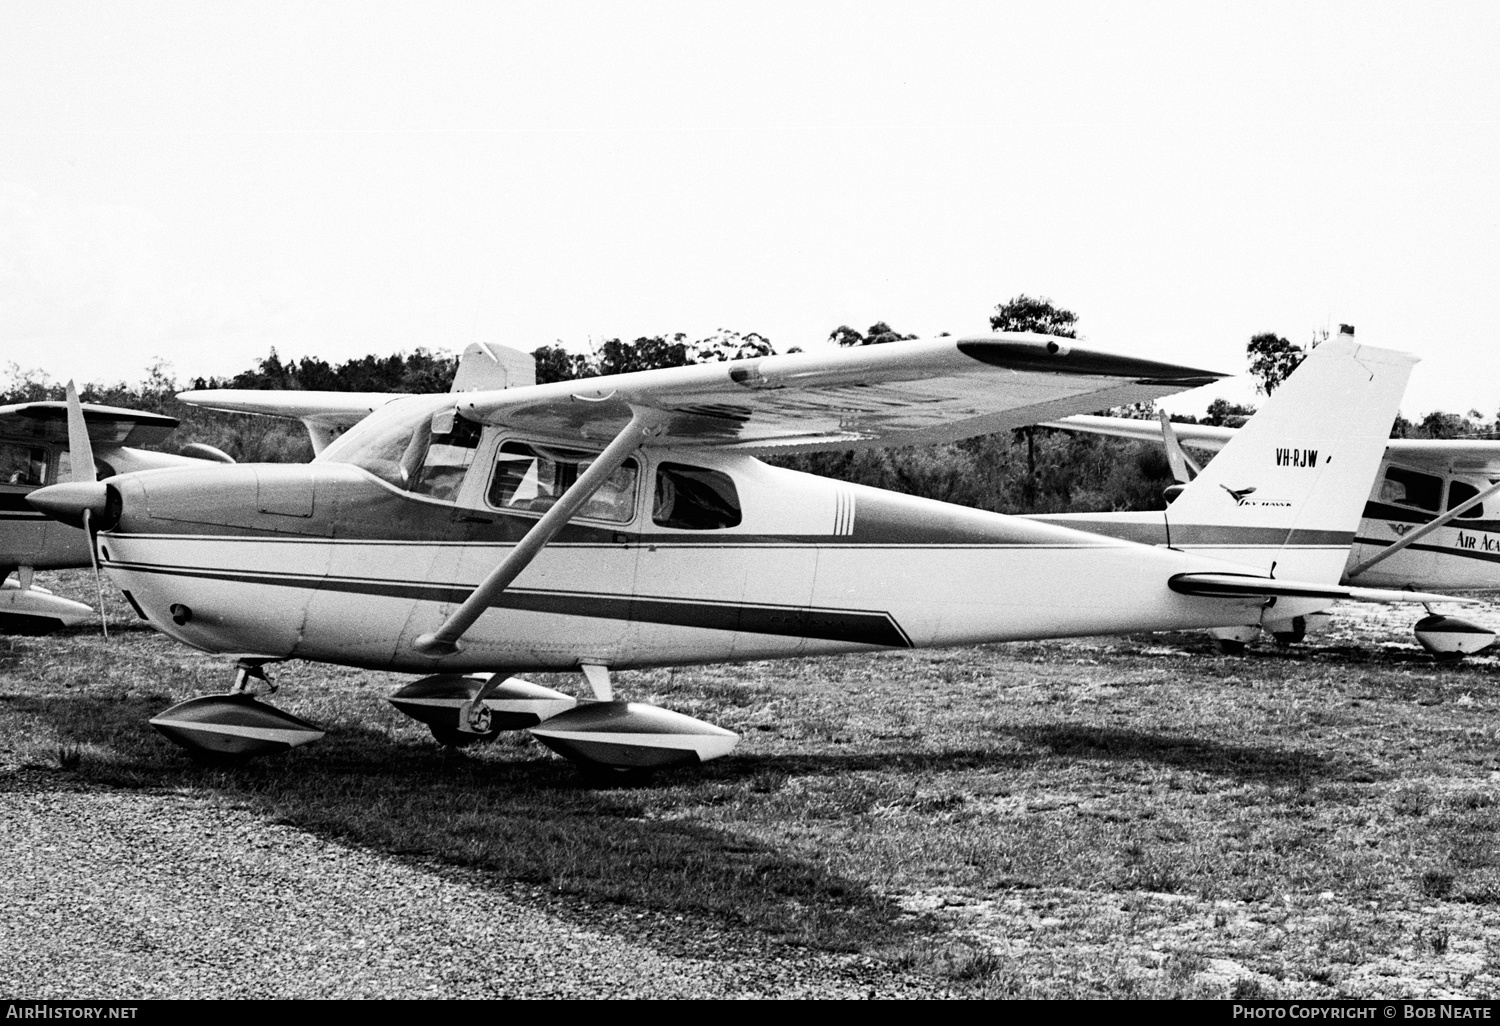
[1041,414,1234,452]
[1168,572,1468,606]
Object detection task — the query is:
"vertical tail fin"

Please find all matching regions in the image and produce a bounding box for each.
[1165,335,1415,583]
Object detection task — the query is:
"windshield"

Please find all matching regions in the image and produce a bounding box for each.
[318,396,481,499]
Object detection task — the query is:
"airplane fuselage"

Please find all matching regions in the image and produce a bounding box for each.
[94,452,1324,673]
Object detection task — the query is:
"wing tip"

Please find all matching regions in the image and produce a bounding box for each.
[956,337,1227,382]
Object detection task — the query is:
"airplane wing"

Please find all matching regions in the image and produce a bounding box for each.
[1039,414,1235,452]
[0,401,179,447]
[175,390,409,426]
[176,390,413,454]
[1047,415,1500,475]
[1383,439,1500,475]
[447,335,1225,453]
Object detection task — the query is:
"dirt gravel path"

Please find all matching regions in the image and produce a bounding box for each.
[0,785,928,999]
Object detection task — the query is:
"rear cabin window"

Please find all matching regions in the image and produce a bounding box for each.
[488,441,638,523]
[1379,466,1443,512]
[1447,481,1488,520]
[653,463,741,530]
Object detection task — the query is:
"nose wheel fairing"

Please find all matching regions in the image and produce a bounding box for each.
[149,693,325,757]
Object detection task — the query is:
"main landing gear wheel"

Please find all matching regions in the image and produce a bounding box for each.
[388,674,578,747]
[429,726,502,747]
[429,701,504,747]
[1209,625,1259,656]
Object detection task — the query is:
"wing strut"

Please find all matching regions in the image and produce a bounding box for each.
[412,409,657,657]
[1346,477,1500,579]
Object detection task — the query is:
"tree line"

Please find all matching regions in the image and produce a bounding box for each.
[4,294,1488,511]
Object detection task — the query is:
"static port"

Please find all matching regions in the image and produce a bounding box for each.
[169,603,193,626]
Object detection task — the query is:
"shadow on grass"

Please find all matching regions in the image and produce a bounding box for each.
[695,722,1334,784]
[1004,722,1334,780]
[0,693,929,956]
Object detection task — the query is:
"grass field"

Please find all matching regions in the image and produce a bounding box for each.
[4,572,1500,998]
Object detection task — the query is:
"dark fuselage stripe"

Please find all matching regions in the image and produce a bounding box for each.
[109,561,913,648]
[1354,536,1500,566]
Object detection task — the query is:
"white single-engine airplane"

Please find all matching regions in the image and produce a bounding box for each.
[1,388,231,632]
[1040,328,1500,657]
[28,333,1455,771]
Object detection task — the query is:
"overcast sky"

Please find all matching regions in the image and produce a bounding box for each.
[2,1,1497,418]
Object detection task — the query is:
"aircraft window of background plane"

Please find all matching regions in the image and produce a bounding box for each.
[487,440,639,523]
[1447,480,1487,519]
[652,463,741,530]
[1381,465,1444,512]
[1,444,50,488]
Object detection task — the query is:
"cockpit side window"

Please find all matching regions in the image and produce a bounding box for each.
[487,441,638,523]
[1447,480,1487,520]
[1380,466,1443,512]
[0,444,49,488]
[653,463,741,530]
[407,412,483,502]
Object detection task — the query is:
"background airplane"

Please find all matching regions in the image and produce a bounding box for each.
[0,388,232,632]
[28,333,1457,772]
[1040,331,1500,656]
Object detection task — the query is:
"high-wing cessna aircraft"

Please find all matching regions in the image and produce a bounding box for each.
[0,388,230,632]
[27,333,1454,771]
[1040,330,1500,656]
